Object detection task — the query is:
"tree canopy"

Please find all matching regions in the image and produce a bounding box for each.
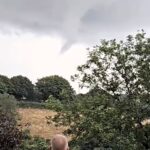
[51,31,150,149]
[0,75,12,94]
[36,75,75,101]
[11,75,34,100]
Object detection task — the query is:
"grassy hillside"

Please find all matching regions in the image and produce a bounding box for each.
[18,108,66,139]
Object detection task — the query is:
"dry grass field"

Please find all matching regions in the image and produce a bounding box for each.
[18,108,150,140]
[18,108,67,139]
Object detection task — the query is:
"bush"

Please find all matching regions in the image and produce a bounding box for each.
[20,129,50,150]
[45,95,63,111]
[0,94,22,150]
[0,94,17,115]
[45,95,64,111]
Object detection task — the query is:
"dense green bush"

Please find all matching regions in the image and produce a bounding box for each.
[20,129,49,150]
[0,94,22,150]
[45,95,64,111]
[0,94,17,115]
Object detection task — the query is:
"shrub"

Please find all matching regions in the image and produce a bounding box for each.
[0,94,22,150]
[20,129,49,150]
[0,94,18,115]
[45,95,63,111]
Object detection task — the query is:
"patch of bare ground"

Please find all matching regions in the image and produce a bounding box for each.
[18,108,67,139]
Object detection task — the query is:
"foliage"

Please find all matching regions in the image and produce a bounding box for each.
[20,130,49,150]
[11,75,34,100]
[0,94,50,150]
[0,93,17,115]
[32,87,43,102]
[45,95,63,111]
[0,94,22,150]
[0,75,13,94]
[51,31,150,149]
[36,75,75,101]
[17,101,46,109]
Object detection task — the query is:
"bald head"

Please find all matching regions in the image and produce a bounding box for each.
[51,134,69,150]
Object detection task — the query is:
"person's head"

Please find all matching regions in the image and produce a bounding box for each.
[51,134,69,150]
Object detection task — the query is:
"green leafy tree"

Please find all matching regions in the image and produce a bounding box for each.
[0,75,13,94]
[51,31,150,149]
[11,75,34,100]
[36,75,75,101]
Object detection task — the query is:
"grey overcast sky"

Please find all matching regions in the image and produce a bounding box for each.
[0,0,150,92]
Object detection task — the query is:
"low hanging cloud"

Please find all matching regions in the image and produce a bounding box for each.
[0,0,150,51]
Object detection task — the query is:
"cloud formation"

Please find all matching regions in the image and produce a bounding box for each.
[0,0,150,51]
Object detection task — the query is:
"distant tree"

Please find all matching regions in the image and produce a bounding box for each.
[0,81,7,94]
[0,75,12,94]
[36,75,75,101]
[51,31,150,149]
[85,86,111,97]
[11,75,34,100]
[32,87,43,102]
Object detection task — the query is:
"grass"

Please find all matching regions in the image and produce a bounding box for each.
[18,108,67,139]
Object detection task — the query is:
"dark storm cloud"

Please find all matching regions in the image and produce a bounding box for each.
[0,0,150,51]
[82,0,150,27]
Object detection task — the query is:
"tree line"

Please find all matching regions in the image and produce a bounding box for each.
[0,75,75,102]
